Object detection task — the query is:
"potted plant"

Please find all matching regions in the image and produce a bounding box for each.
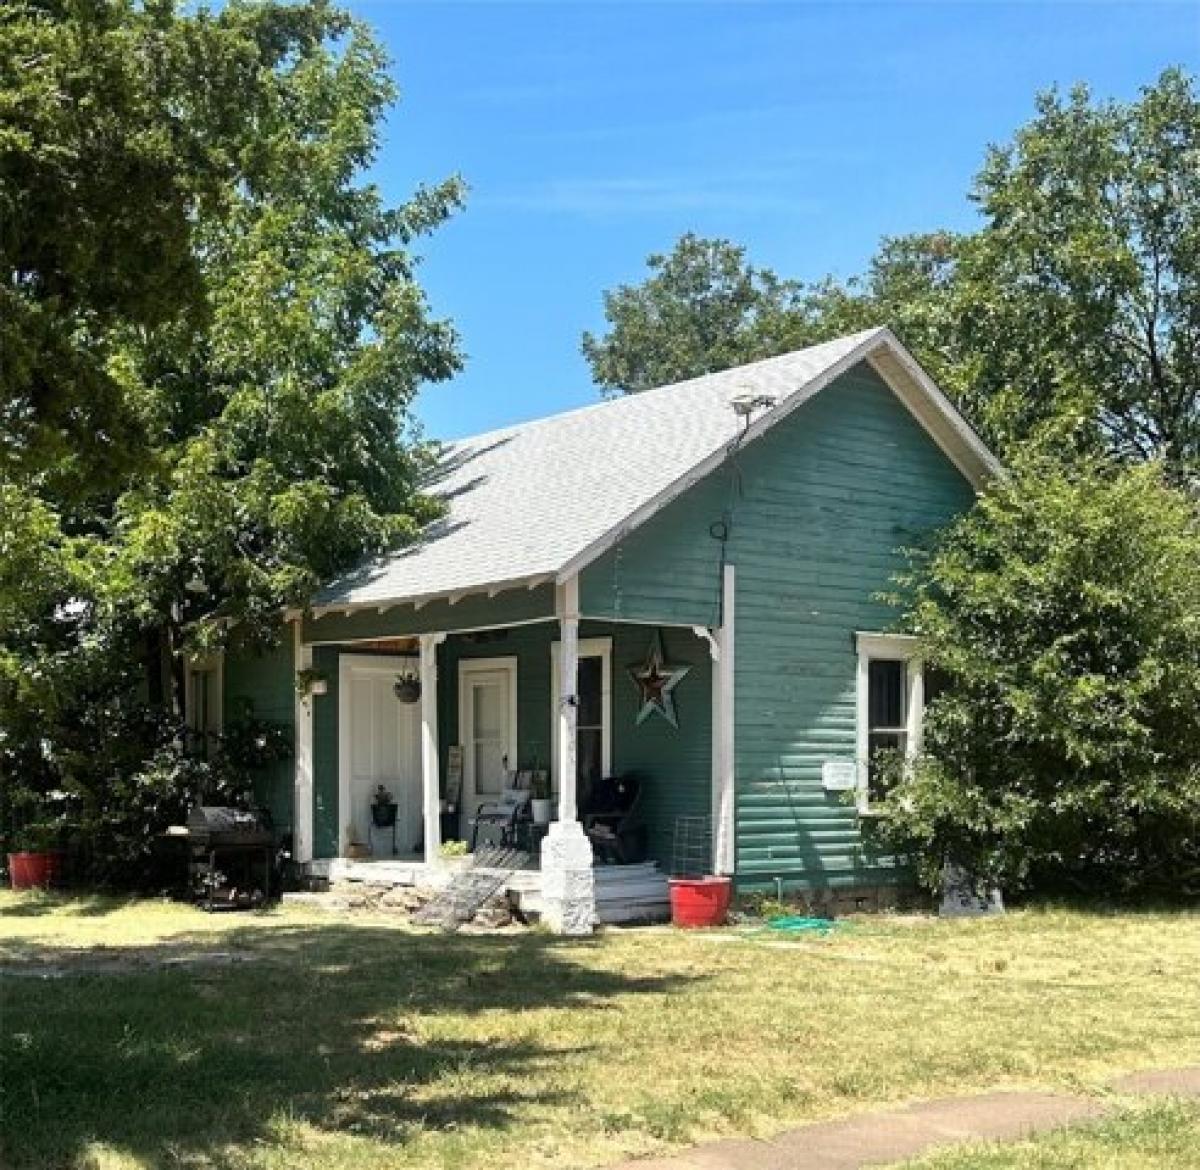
[530,772,553,825]
[345,825,370,860]
[393,670,421,704]
[295,668,328,700]
[7,822,65,890]
[371,784,398,828]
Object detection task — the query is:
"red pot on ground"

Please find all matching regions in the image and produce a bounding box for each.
[8,851,64,890]
[669,876,732,928]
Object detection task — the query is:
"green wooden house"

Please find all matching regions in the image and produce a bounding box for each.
[188,328,998,932]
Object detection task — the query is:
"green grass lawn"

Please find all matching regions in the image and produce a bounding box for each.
[892,1101,1200,1169]
[1,895,1197,1170]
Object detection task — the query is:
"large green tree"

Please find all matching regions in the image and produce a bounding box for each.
[868,454,1200,894]
[580,233,816,397]
[583,69,1200,478]
[952,68,1200,474]
[0,0,461,875]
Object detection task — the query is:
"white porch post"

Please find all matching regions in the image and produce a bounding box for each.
[557,591,580,824]
[419,633,445,867]
[713,565,736,875]
[293,619,314,864]
[541,575,595,934]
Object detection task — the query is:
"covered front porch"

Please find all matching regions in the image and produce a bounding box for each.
[290,573,736,932]
[304,855,673,925]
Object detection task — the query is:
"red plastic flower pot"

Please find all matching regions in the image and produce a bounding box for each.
[8,851,63,890]
[668,876,732,928]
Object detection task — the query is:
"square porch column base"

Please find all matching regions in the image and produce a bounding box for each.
[539,820,595,935]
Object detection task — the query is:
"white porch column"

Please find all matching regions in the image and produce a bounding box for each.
[541,576,595,934]
[713,565,736,875]
[293,619,314,864]
[419,633,446,867]
[557,589,580,824]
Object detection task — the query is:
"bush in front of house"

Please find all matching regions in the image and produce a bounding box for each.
[2,696,291,888]
[868,452,1200,896]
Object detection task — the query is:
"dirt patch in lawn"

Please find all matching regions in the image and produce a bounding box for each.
[0,943,267,978]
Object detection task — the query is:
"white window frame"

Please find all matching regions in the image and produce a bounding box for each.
[550,636,612,794]
[855,632,925,814]
[183,652,224,751]
[457,656,519,805]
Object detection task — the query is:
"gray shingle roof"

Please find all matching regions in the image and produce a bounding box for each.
[314,327,987,610]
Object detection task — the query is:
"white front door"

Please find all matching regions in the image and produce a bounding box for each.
[458,657,518,814]
[339,655,422,855]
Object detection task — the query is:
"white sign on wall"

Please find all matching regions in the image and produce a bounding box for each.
[821,760,858,792]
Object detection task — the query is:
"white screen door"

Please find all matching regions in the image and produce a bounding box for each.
[339,655,421,855]
[459,658,518,810]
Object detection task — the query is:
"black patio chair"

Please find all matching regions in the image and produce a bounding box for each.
[581,773,646,864]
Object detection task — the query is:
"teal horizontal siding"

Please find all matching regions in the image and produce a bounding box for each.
[727,364,974,890]
[579,361,976,892]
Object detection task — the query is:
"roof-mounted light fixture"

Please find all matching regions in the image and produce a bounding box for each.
[729,390,777,424]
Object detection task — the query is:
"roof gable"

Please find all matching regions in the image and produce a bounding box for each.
[313,328,998,612]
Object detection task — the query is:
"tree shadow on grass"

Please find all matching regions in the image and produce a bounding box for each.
[1,920,696,1169]
[0,892,141,918]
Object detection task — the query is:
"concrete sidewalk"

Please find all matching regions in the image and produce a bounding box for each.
[613,1066,1200,1170]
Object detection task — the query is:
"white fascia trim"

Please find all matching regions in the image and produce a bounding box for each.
[310,572,556,620]
[865,329,1002,489]
[555,329,1001,585]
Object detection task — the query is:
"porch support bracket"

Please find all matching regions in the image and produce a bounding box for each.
[420,632,446,868]
[541,575,595,935]
[692,625,721,663]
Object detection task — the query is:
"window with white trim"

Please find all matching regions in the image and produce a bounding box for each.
[184,654,223,759]
[551,637,612,796]
[855,633,924,811]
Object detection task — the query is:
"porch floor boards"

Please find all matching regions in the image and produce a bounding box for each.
[302,857,671,925]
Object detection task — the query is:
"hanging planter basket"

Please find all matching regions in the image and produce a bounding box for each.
[393,674,421,704]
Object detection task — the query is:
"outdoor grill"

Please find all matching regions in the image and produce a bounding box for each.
[174,806,276,910]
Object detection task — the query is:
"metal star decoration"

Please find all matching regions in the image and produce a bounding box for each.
[627,632,691,727]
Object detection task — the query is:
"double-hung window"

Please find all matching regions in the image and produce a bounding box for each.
[551,637,612,796]
[855,633,925,812]
[184,654,223,759]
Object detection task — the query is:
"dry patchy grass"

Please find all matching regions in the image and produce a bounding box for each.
[1,894,1197,1169]
[891,1100,1200,1169]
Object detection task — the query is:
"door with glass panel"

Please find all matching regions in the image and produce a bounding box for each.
[458,659,518,816]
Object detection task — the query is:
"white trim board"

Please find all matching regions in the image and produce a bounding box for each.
[293,622,314,863]
[854,631,926,815]
[456,655,520,809]
[183,651,224,740]
[550,636,613,792]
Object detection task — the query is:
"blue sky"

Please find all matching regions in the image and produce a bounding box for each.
[354,1,1198,440]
